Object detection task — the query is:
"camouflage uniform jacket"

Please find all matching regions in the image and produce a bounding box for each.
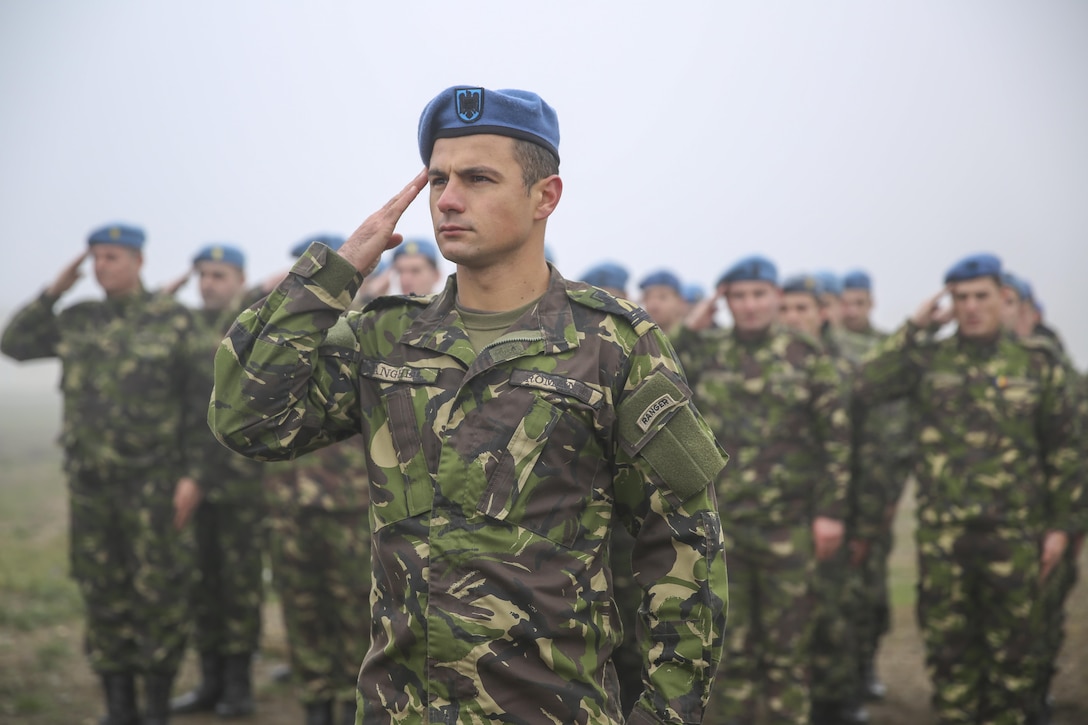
[209,245,729,725]
[673,324,851,531]
[853,322,1082,532]
[1,288,205,481]
[191,306,264,502]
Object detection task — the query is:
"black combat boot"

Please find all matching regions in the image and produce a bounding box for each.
[215,653,255,717]
[169,652,224,713]
[305,700,334,725]
[98,673,139,725]
[810,699,839,725]
[143,672,175,725]
[340,699,358,725]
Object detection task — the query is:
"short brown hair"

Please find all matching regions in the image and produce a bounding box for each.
[512,139,559,192]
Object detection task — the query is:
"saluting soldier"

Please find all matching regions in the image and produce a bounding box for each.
[674,256,849,725]
[209,85,729,725]
[168,243,266,718]
[853,253,1082,725]
[1,223,205,725]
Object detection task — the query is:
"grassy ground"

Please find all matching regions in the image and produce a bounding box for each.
[0,357,1084,724]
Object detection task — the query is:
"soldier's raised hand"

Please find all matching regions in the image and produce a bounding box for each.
[161,270,191,297]
[684,288,721,331]
[340,169,429,275]
[46,251,89,298]
[910,287,952,329]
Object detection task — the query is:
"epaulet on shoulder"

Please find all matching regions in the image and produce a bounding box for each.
[566,282,656,333]
[362,293,434,313]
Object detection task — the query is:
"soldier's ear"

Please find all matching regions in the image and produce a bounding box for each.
[532,175,562,221]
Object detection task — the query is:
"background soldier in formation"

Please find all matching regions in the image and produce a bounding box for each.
[168,243,266,718]
[674,256,849,725]
[209,85,729,724]
[853,253,1082,725]
[261,234,373,725]
[1,223,205,725]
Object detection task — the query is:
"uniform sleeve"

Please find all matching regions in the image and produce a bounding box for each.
[853,320,931,406]
[613,328,729,725]
[1037,355,1084,534]
[810,352,852,522]
[0,292,62,361]
[209,244,365,461]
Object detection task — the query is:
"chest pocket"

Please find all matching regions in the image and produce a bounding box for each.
[476,370,605,549]
[994,376,1039,418]
[360,361,442,529]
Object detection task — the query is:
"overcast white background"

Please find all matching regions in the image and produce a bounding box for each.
[2,1,1086,372]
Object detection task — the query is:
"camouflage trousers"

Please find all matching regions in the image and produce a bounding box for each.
[704,525,814,725]
[916,524,1044,725]
[69,470,195,675]
[809,548,864,704]
[268,505,371,705]
[189,499,265,655]
[857,523,894,665]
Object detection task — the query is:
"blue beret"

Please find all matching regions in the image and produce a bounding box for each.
[193,243,245,271]
[682,283,705,305]
[842,269,872,291]
[639,269,682,293]
[814,271,843,297]
[418,86,560,165]
[944,253,1001,283]
[87,223,145,250]
[1001,271,1032,301]
[717,255,778,286]
[581,262,629,291]
[781,274,822,298]
[291,233,345,258]
[393,238,439,265]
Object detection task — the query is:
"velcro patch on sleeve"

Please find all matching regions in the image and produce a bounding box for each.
[618,366,726,502]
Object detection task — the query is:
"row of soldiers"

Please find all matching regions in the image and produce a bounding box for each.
[597,252,1082,725]
[0,227,446,725]
[1,220,1083,725]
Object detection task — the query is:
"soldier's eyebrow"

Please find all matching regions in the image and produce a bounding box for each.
[457,165,504,180]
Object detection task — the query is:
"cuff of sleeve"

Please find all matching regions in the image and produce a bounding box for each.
[292,242,365,303]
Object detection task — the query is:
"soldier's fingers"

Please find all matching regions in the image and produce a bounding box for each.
[378,168,429,221]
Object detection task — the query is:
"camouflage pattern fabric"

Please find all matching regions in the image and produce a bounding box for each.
[209,245,729,725]
[854,322,1083,724]
[673,324,850,725]
[1,289,205,675]
[187,306,266,656]
[264,435,372,706]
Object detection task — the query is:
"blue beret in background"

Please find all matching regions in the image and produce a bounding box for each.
[639,269,682,293]
[842,269,872,291]
[944,253,1002,283]
[393,238,439,265]
[682,282,706,305]
[418,86,560,165]
[1001,271,1032,302]
[192,243,245,271]
[814,271,843,297]
[781,274,822,297]
[580,262,629,291]
[291,233,346,259]
[87,223,145,250]
[717,255,778,286]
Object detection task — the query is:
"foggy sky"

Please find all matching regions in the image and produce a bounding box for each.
[2,1,1086,367]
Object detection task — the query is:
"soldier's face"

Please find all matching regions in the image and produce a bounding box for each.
[196,260,245,311]
[841,289,872,332]
[780,293,822,338]
[394,254,442,296]
[724,281,780,334]
[951,277,1004,339]
[428,134,559,270]
[92,244,142,297]
[640,286,685,330]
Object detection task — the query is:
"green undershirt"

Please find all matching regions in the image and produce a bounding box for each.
[457,297,540,354]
